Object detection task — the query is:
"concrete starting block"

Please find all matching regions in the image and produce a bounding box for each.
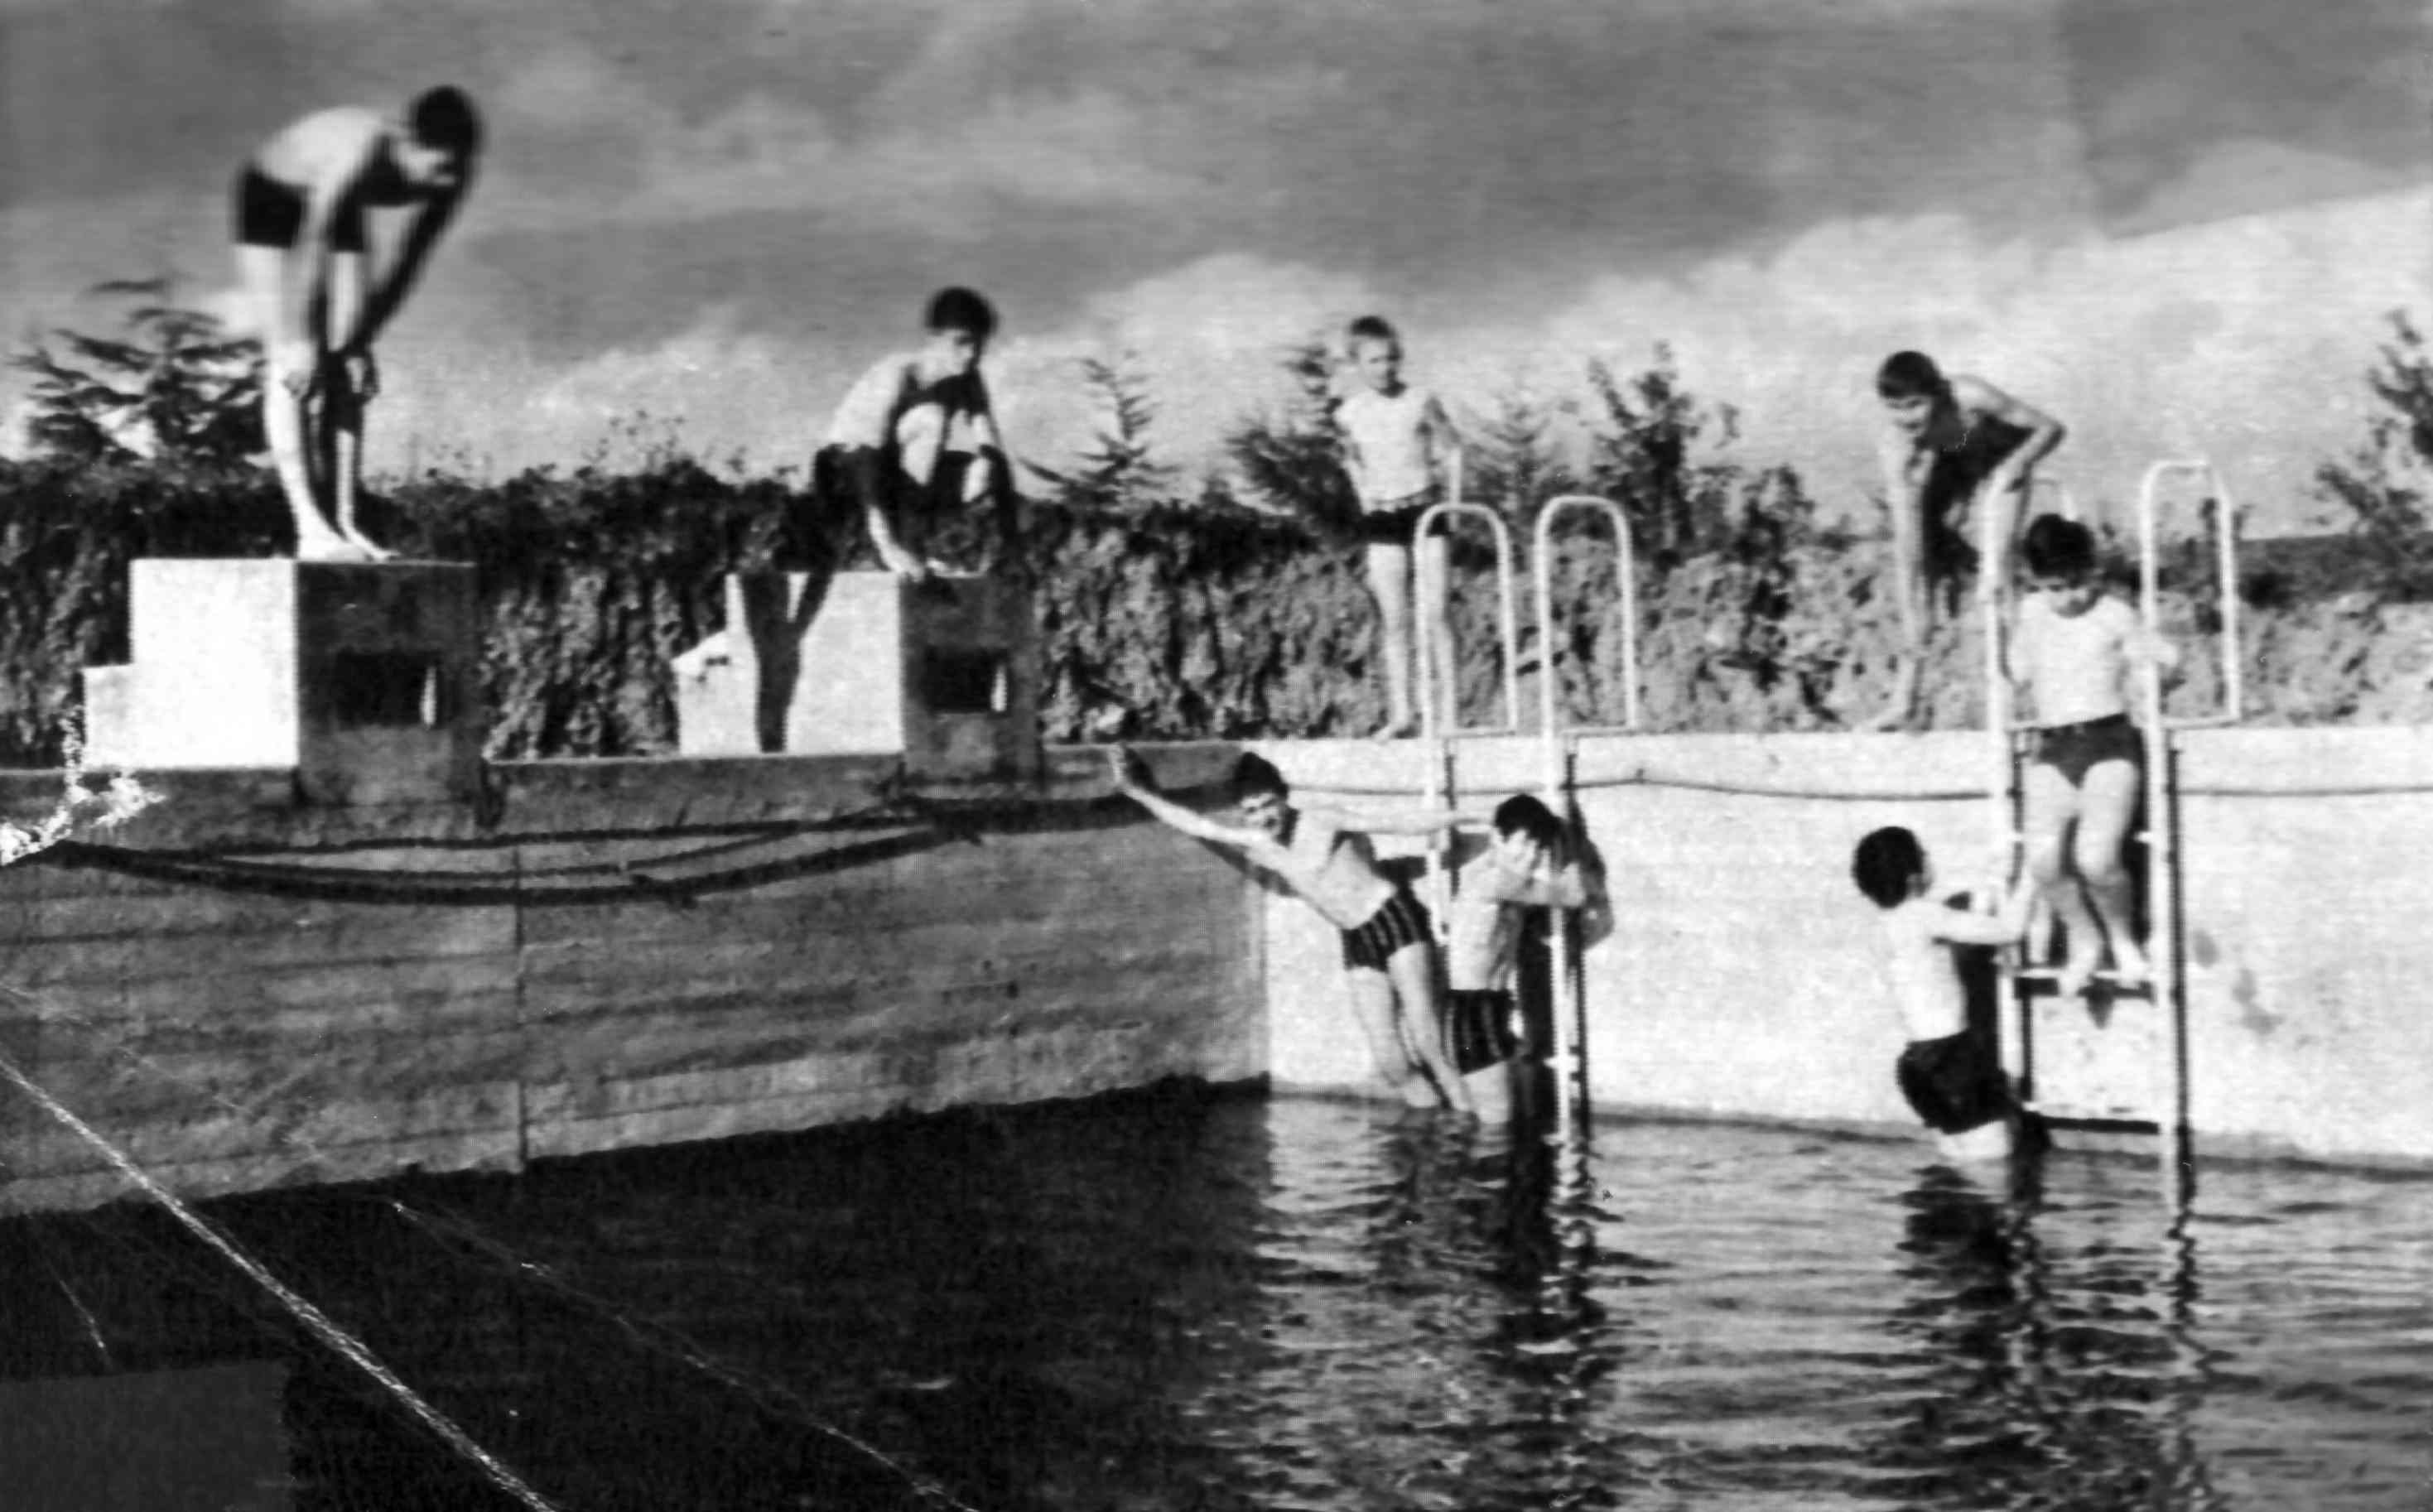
[672,571,1040,780]
[84,559,482,804]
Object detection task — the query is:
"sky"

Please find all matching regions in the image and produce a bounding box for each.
[1,0,2426,533]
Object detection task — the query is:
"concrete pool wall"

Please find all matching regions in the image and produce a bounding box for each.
[1255,726,2433,1168]
[0,745,1260,1214]
[7,723,2433,1216]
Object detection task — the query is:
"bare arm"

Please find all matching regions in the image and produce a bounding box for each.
[1927,881,2036,947]
[1297,800,1488,837]
[345,177,470,354]
[1954,375,2066,472]
[280,132,385,352]
[1107,749,1263,852]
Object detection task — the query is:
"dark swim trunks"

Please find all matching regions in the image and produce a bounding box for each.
[1895,1031,2013,1134]
[1357,492,1451,547]
[1340,887,1433,972]
[234,166,368,252]
[1919,414,2032,583]
[2032,713,2144,788]
[1444,988,1521,1075]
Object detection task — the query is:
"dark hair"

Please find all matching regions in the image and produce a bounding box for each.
[408,86,483,157]
[925,287,998,343]
[2021,513,2097,579]
[1230,752,1288,804]
[1875,350,1944,402]
[1852,826,1926,908]
[1346,314,1400,350]
[1492,793,1566,848]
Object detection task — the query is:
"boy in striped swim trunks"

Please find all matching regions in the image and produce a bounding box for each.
[1110,746,1479,1116]
[1338,315,1462,739]
[1443,795,1611,1123]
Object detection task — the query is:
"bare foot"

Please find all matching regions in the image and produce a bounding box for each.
[294,533,373,563]
[1373,715,1419,741]
[1866,704,1921,734]
[340,530,397,562]
[2108,941,2152,990]
[2055,956,2098,998]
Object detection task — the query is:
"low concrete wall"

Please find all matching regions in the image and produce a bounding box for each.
[1255,728,2433,1168]
[0,744,1260,1214]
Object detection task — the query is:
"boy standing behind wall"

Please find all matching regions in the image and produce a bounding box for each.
[1338,315,1462,739]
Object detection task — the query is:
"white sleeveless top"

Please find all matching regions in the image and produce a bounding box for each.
[1338,387,1438,505]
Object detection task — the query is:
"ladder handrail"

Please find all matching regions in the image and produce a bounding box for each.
[2137,459,2245,725]
[1530,494,1642,739]
[1412,507,1524,739]
[1526,493,1640,1131]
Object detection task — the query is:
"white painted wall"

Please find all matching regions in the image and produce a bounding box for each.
[1256,728,2433,1168]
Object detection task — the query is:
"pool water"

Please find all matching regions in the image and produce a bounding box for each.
[3,1085,2429,1510]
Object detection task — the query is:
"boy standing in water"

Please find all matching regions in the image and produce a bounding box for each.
[1109,746,1479,1117]
[234,88,482,561]
[1338,315,1462,739]
[1443,794,1612,1123]
[812,287,1014,582]
[2010,514,2177,995]
[1852,826,2037,1163]
[1872,351,2067,729]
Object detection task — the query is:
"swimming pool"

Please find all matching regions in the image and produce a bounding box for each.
[3,1085,2427,1510]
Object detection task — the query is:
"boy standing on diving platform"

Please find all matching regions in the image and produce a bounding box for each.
[234,88,482,561]
[1109,747,1479,1117]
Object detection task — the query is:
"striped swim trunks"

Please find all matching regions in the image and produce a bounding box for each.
[1340,887,1433,972]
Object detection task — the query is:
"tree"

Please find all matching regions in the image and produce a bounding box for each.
[2317,310,2433,593]
[11,277,263,468]
[1221,334,1358,530]
[1461,378,1578,530]
[1580,344,1742,564]
[1029,351,1179,512]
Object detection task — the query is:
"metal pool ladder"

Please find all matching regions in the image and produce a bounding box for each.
[1991,460,2243,1199]
[1412,449,1523,940]
[1530,494,1641,1129]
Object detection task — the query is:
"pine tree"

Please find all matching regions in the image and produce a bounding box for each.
[1029,351,1178,512]
[1221,335,1358,530]
[11,277,263,469]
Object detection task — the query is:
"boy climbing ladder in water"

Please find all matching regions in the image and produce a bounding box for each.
[1852,826,2038,1164]
[2008,514,2178,995]
[1338,315,1462,739]
[1109,746,1479,1116]
[234,88,482,561]
[1872,351,2067,730]
[1443,794,1612,1124]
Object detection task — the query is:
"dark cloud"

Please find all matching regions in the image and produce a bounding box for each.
[2062,0,2432,231]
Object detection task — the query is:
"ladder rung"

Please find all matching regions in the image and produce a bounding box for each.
[2022,1103,2160,1131]
[2011,968,2156,999]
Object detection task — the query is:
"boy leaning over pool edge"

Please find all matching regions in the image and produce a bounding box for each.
[1108,745,1481,1117]
[1852,826,2037,1165]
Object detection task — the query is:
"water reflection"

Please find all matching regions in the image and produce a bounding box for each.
[1883,1158,2229,1510]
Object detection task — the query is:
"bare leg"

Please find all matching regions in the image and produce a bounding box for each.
[323,367,392,561]
[2025,761,2102,995]
[1365,540,1418,737]
[1343,967,1429,1105]
[1415,529,1457,730]
[238,245,359,561]
[1384,941,1475,1116]
[2073,757,2148,985]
